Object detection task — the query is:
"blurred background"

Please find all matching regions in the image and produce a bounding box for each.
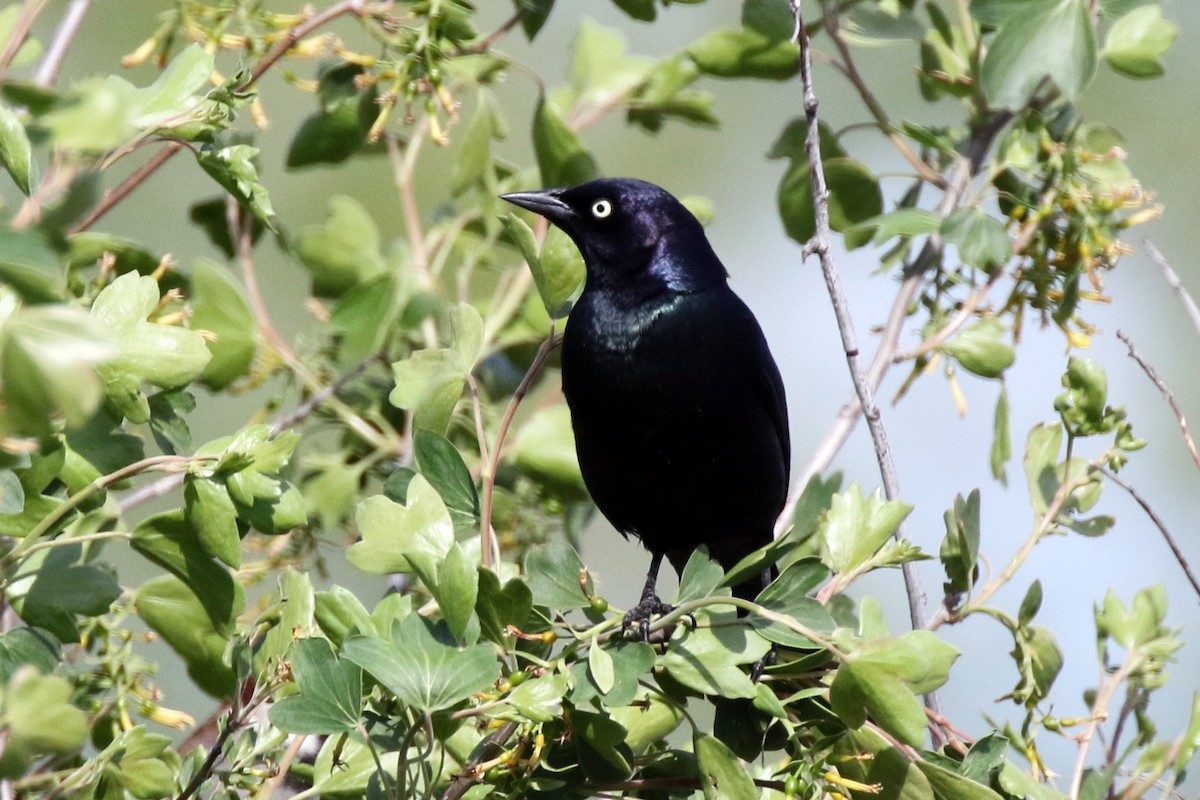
[20,0,1200,780]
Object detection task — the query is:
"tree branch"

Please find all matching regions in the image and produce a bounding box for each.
[1116,330,1200,472]
[33,0,92,87]
[790,0,928,636]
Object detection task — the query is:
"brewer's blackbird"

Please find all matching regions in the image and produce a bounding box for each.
[502,178,789,632]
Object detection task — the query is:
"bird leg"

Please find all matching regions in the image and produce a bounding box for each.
[622,552,674,641]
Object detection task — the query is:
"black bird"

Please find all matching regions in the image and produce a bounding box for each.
[502,178,790,630]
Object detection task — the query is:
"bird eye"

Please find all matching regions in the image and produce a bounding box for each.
[591,199,613,219]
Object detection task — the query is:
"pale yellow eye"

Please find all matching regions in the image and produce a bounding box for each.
[591,199,613,218]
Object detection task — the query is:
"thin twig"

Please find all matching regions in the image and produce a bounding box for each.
[478,328,561,568]
[69,141,185,233]
[896,270,1003,362]
[1145,241,1200,338]
[1116,330,1200,472]
[790,1,928,636]
[453,7,527,56]
[823,12,945,188]
[1069,653,1137,799]
[1101,468,1200,602]
[0,0,47,78]
[33,0,92,87]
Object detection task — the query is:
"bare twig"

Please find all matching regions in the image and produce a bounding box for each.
[790,1,928,637]
[1069,653,1137,799]
[1117,330,1200,472]
[1101,468,1200,602]
[1145,240,1200,338]
[454,6,527,56]
[0,0,47,78]
[479,328,561,568]
[69,141,185,233]
[823,12,945,188]
[32,0,91,86]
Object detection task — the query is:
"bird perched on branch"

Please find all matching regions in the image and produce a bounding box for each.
[502,178,790,633]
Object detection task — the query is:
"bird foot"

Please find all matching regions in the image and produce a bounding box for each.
[621,594,674,642]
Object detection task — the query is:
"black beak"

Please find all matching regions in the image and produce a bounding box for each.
[500,188,575,225]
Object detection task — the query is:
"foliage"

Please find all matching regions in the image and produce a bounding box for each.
[0,1,1190,799]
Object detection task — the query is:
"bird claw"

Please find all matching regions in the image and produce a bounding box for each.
[621,595,674,642]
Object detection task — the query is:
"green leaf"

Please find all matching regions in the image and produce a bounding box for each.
[19,545,121,643]
[0,8,42,68]
[196,144,276,227]
[314,585,377,646]
[0,230,63,302]
[452,93,495,195]
[1104,6,1177,78]
[0,102,35,194]
[389,348,466,434]
[845,207,941,250]
[675,548,726,604]
[991,384,1011,484]
[524,542,591,609]
[512,404,586,497]
[980,0,1097,108]
[435,542,479,641]
[504,672,566,723]
[695,732,758,800]
[819,484,914,575]
[130,511,241,632]
[532,95,598,187]
[940,490,981,598]
[3,668,87,756]
[135,575,239,698]
[0,305,116,436]
[147,389,194,455]
[831,632,960,746]
[269,638,363,734]
[296,195,386,298]
[534,225,586,318]
[414,430,480,533]
[942,317,1015,378]
[1009,624,1063,706]
[997,763,1071,800]
[589,642,616,695]
[257,570,317,668]
[1024,423,1063,514]
[743,0,795,41]
[608,688,686,754]
[941,208,1012,270]
[475,569,533,645]
[778,157,884,245]
[347,478,454,574]
[686,27,799,80]
[0,629,59,683]
[184,476,241,568]
[750,561,836,648]
[341,615,497,712]
[189,259,255,390]
[1019,580,1044,626]
[329,274,403,365]
[915,760,1005,800]
[95,727,181,800]
[661,611,771,699]
[1055,357,1110,436]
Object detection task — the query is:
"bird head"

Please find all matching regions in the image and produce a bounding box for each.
[501,178,727,293]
